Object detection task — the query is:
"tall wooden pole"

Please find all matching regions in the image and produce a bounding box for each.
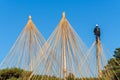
[29,16,33,71]
[62,12,67,80]
[94,24,102,77]
[96,37,102,77]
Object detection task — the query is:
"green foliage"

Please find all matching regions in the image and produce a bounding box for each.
[0,68,104,80]
[114,48,120,58]
[31,75,61,80]
[66,73,75,80]
[0,68,31,80]
[102,48,120,80]
[0,68,22,80]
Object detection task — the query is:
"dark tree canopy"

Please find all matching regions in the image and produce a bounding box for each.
[102,48,120,80]
[114,48,120,58]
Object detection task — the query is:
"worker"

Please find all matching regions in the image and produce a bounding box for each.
[94,24,100,42]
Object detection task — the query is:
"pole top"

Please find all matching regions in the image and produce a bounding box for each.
[62,12,66,18]
[28,15,32,20]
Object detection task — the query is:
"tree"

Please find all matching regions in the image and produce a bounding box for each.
[114,48,120,58]
[66,73,75,80]
[0,68,31,80]
[102,48,120,80]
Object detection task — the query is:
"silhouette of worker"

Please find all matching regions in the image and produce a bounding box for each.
[94,24,100,42]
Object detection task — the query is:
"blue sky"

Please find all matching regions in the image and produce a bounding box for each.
[0,0,120,62]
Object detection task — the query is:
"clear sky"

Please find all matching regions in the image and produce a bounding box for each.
[0,0,120,63]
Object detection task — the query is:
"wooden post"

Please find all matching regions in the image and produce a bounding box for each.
[94,24,102,77]
[96,37,102,77]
